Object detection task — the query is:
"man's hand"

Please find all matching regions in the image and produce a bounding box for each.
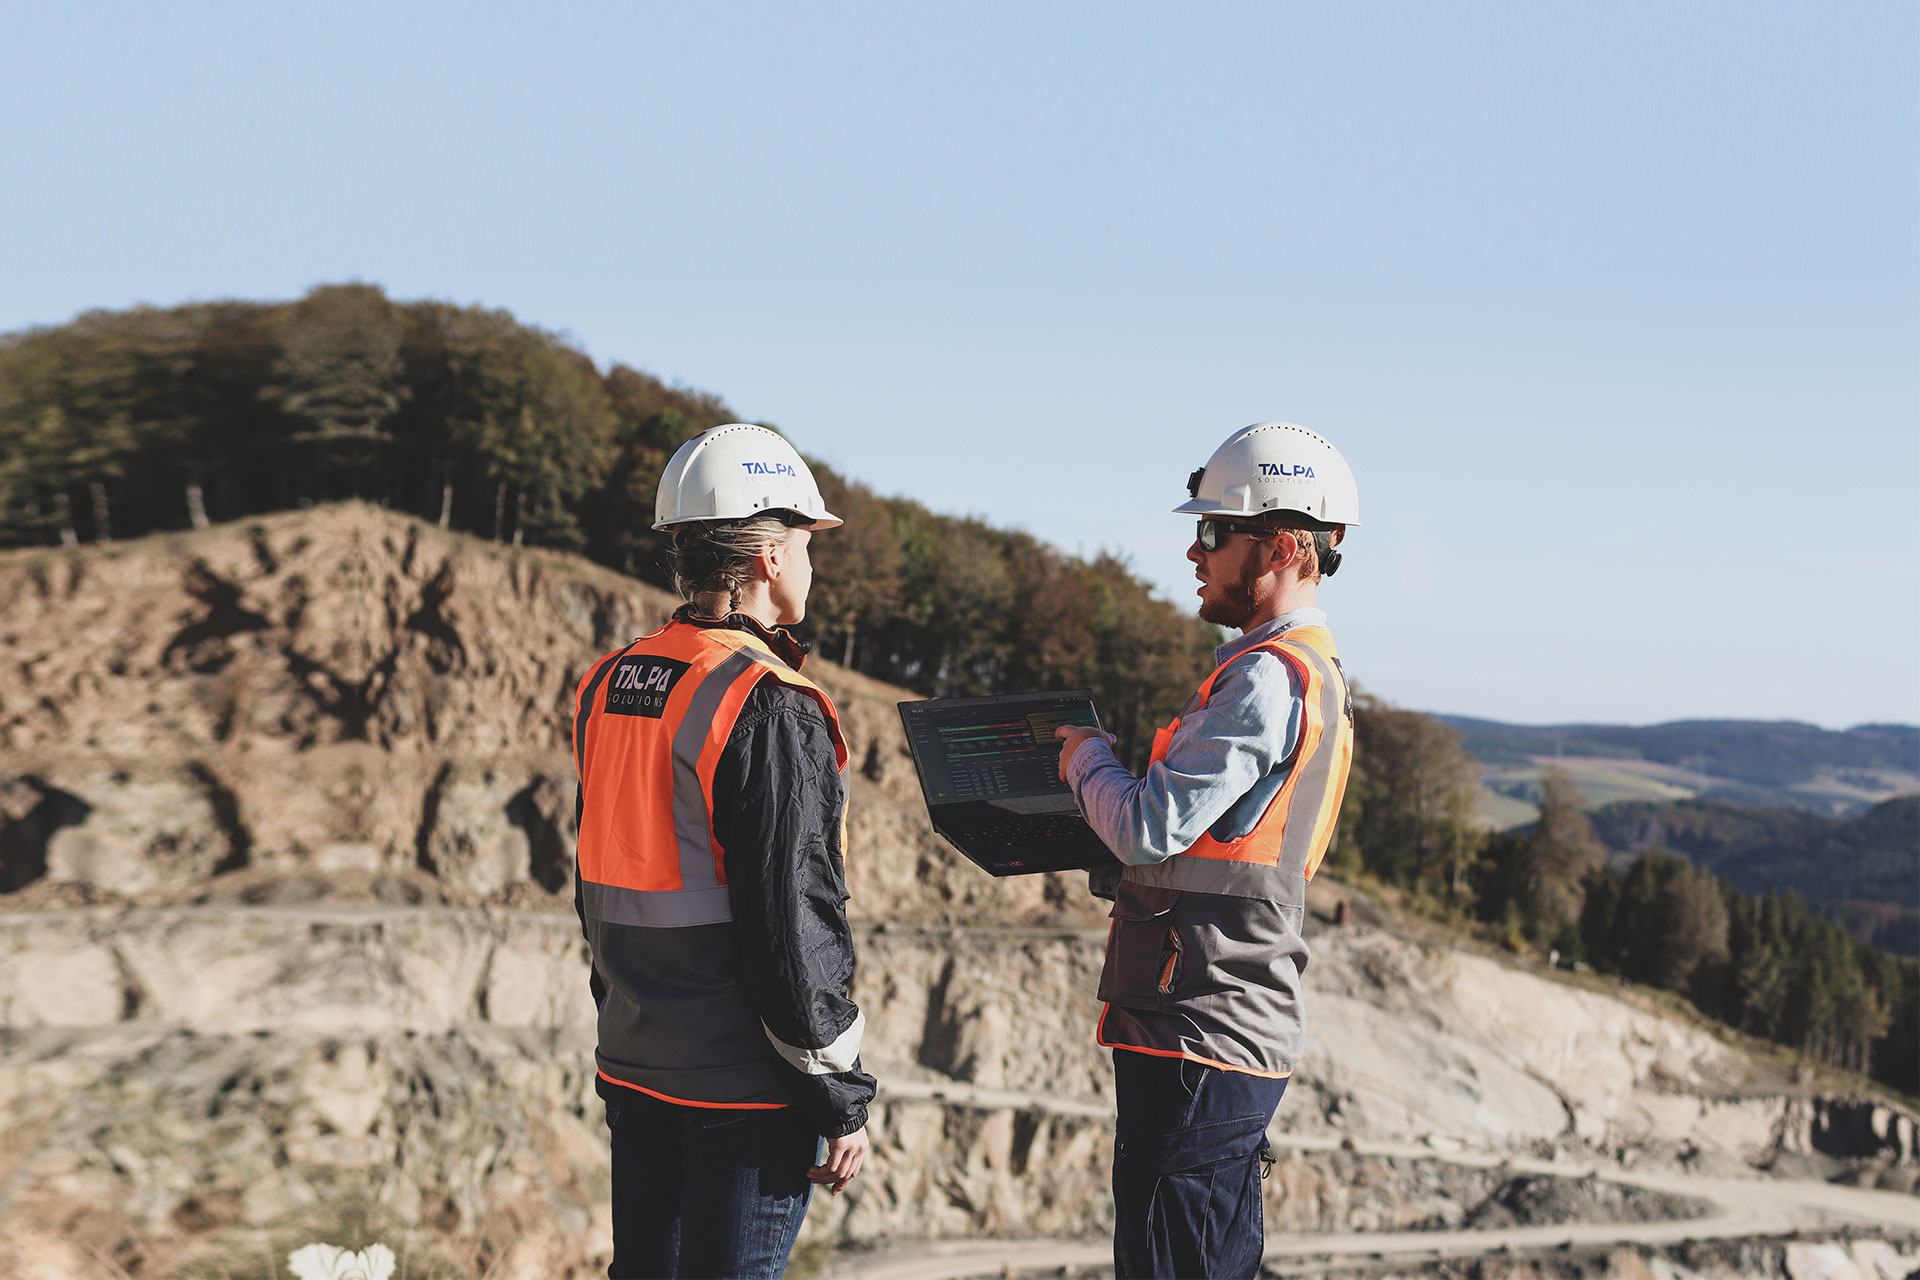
[1055,724,1117,772]
[809,1127,869,1195]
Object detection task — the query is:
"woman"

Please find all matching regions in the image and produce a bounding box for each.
[571,424,874,1279]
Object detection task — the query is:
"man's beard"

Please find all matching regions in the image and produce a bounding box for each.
[1198,558,1266,629]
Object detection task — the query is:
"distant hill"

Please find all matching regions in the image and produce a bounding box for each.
[1437,716,1920,820]
[1585,795,1920,956]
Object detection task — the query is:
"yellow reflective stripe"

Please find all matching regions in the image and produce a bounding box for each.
[1273,638,1349,880]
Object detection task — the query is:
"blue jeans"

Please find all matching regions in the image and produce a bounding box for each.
[605,1085,817,1279]
[1111,1050,1286,1280]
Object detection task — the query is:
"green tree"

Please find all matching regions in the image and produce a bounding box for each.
[1869,952,1919,1092]
[1733,892,1794,1041]
[0,308,197,542]
[1081,552,1218,770]
[1345,694,1484,905]
[807,467,903,668]
[579,408,707,580]
[881,509,1016,696]
[263,284,408,484]
[1513,768,1605,945]
[1004,537,1097,693]
[1602,851,1728,993]
[442,311,616,549]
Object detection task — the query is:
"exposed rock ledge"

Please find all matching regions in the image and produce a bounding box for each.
[2,507,1914,1278]
[0,503,1097,925]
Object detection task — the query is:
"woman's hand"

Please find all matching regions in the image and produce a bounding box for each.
[809,1126,869,1194]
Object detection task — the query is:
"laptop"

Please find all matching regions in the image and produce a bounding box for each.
[897,690,1121,876]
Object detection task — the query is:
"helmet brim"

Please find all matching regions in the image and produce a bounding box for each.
[1170,498,1353,530]
[653,507,843,532]
[1171,496,1237,516]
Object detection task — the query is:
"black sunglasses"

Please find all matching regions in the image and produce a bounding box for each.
[1195,518,1276,551]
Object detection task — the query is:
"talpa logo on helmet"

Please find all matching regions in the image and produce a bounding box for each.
[741,461,797,477]
[1259,463,1315,478]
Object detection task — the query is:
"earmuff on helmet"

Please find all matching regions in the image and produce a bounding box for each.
[1315,532,1342,577]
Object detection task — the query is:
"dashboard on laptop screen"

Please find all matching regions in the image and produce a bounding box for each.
[904,694,1100,803]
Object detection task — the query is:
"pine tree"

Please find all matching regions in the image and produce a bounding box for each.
[1514,769,1606,945]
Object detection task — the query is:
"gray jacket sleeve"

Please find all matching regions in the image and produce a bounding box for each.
[1064,650,1304,864]
[711,680,875,1139]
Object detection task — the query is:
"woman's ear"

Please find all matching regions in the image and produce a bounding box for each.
[759,532,793,583]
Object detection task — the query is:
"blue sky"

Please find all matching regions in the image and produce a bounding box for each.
[3,2,1915,727]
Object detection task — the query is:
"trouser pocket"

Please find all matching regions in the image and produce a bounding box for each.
[1114,1148,1268,1280]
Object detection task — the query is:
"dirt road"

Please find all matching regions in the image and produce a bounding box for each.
[827,1081,1920,1280]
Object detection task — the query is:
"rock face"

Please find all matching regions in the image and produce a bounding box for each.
[0,502,1100,924]
[1,507,1913,1278]
[2,505,631,905]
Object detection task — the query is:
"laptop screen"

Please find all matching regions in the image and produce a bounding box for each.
[901,692,1101,805]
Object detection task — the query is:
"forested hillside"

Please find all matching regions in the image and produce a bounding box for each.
[1589,796,1920,956]
[1338,705,1918,1094]
[6,284,1913,1096]
[0,284,1217,766]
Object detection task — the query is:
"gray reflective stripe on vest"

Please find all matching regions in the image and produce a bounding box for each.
[580,879,734,927]
[1273,640,1346,875]
[1124,856,1306,907]
[669,648,762,896]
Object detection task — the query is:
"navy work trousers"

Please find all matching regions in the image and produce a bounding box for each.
[1111,1049,1287,1280]
[604,1084,817,1279]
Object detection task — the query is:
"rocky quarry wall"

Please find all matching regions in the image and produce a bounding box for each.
[0,506,1912,1279]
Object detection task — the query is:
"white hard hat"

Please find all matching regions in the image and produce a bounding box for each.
[653,424,843,531]
[1173,422,1360,527]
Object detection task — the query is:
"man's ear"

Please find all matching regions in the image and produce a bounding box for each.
[1271,531,1302,573]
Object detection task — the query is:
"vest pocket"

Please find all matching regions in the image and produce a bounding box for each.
[1098,883,1183,1009]
[1156,927,1184,994]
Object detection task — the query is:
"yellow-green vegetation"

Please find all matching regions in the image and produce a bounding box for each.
[1480,758,1698,816]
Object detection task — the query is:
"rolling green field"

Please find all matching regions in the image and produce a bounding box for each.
[1444,717,1919,825]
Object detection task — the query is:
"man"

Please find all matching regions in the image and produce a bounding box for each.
[573,424,873,1279]
[1056,421,1358,1280]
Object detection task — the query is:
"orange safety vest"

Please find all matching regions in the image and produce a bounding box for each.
[1096,624,1353,1078]
[573,616,849,1108]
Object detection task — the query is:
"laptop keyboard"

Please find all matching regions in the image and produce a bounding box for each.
[945,815,1100,850]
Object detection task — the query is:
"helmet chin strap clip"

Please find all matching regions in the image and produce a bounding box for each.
[1186,467,1205,498]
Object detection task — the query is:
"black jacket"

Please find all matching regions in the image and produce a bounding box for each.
[584,610,875,1138]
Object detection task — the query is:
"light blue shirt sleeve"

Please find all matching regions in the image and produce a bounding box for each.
[1064,651,1304,865]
